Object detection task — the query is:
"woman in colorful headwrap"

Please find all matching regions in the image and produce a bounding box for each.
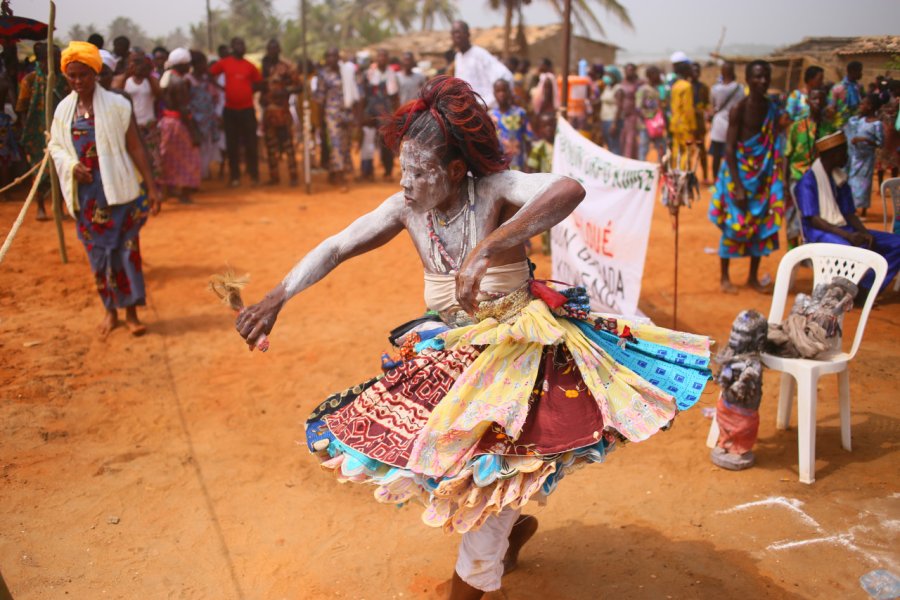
[158,47,201,204]
[236,76,712,599]
[48,41,162,338]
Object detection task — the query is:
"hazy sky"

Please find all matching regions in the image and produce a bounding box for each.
[12,0,900,58]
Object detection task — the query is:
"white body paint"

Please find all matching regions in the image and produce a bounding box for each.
[280,141,566,300]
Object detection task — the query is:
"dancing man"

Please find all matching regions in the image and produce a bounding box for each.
[236,77,711,599]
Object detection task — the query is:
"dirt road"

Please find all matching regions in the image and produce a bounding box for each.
[1,173,897,599]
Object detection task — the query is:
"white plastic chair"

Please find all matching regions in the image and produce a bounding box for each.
[706,243,887,484]
[763,244,886,483]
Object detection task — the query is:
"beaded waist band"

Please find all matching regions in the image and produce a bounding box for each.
[438,282,533,328]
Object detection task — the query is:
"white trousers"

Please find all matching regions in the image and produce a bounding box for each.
[455,508,521,592]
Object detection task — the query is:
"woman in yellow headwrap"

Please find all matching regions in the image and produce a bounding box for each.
[48,41,162,338]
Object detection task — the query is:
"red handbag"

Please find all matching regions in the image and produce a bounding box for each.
[644,110,666,139]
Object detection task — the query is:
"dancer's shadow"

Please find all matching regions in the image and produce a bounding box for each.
[149,312,227,338]
[498,521,804,599]
[145,263,227,282]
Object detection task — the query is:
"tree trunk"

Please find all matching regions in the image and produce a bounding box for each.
[503,0,514,59]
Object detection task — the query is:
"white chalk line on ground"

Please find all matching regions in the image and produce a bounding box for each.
[718,496,823,530]
[719,496,900,572]
[768,525,893,568]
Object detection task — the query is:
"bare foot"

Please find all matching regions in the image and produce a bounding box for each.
[125,308,147,337]
[720,280,739,294]
[448,572,484,600]
[503,515,538,575]
[98,311,120,338]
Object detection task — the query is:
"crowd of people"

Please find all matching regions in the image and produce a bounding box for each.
[546,50,899,297]
[1,22,897,338]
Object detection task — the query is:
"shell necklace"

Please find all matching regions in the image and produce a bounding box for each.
[426,176,476,273]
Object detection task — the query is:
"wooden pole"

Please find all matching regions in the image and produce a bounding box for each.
[713,26,726,59]
[673,208,679,330]
[560,0,571,120]
[301,0,311,194]
[46,0,67,264]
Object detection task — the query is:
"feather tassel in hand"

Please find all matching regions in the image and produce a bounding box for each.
[208,270,270,352]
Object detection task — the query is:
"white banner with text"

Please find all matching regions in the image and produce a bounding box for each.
[551,117,659,317]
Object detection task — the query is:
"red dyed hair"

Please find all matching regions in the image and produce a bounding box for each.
[381,75,508,177]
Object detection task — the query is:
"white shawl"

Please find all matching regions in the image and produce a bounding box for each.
[48,86,142,216]
[810,158,847,228]
[339,61,359,109]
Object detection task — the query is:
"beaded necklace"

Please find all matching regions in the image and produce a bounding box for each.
[426,176,476,273]
[433,199,467,227]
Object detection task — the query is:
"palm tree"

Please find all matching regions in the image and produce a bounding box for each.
[490,0,634,59]
[419,0,458,30]
[546,0,633,39]
[487,0,528,60]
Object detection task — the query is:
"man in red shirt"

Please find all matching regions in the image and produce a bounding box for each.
[209,37,262,187]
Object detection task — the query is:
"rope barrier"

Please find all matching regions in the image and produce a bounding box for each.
[0,157,45,196]
[0,151,52,266]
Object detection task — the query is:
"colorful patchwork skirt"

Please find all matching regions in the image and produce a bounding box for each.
[305,284,712,533]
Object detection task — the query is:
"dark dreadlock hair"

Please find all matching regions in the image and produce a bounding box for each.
[381,75,508,177]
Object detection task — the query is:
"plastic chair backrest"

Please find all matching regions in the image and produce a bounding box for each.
[767,243,888,359]
[881,177,900,232]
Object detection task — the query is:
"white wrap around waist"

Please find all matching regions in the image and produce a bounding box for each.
[423,261,531,313]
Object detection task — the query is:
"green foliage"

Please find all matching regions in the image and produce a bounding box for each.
[107,16,154,49]
[886,54,900,73]
[66,23,97,44]
[66,0,461,60]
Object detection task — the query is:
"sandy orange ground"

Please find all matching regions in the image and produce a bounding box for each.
[1,164,898,600]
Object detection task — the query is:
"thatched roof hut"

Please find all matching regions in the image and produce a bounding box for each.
[712,35,900,92]
[365,24,620,72]
[835,36,900,80]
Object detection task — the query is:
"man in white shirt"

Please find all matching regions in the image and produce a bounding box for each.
[451,20,513,109]
[709,61,745,179]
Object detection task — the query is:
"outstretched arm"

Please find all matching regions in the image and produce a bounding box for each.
[236,194,406,346]
[456,171,585,312]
